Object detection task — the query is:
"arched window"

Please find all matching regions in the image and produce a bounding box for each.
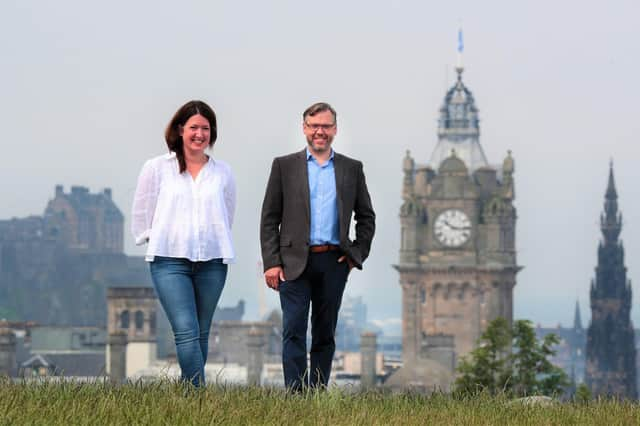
[120,310,130,329]
[135,310,144,330]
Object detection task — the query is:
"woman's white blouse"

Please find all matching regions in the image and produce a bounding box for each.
[131,152,236,263]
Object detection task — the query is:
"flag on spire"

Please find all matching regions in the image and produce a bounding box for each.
[456,28,464,72]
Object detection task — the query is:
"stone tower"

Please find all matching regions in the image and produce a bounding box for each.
[0,322,16,377]
[246,327,265,386]
[571,300,586,384]
[106,287,157,378]
[360,332,377,388]
[585,164,637,399]
[392,65,519,387]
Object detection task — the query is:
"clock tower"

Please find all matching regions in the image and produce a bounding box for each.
[390,64,520,389]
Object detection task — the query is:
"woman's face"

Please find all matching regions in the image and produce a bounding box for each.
[179,114,211,156]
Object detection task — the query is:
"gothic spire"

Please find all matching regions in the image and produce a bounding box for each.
[574,299,583,331]
[601,162,621,244]
[587,161,636,399]
[606,160,618,200]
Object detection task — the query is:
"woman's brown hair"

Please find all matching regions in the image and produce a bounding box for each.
[165,100,218,173]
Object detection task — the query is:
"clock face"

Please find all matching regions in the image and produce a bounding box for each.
[434,209,472,247]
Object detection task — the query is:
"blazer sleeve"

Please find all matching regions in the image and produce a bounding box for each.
[260,158,284,271]
[350,161,376,269]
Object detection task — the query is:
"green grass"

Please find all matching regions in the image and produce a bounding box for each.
[1,378,639,425]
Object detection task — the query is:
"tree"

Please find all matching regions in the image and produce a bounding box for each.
[574,383,592,403]
[455,318,569,397]
[455,317,512,395]
[510,319,569,396]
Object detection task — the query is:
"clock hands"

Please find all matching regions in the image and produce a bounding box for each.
[435,210,472,247]
[443,220,471,232]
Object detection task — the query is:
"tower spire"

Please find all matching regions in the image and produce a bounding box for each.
[586,161,636,399]
[601,162,621,244]
[574,299,583,331]
[605,160,617,201]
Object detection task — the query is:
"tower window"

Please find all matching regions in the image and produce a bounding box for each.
[135,310,144,330]
[120,310,130,329]
[420,288,426,304]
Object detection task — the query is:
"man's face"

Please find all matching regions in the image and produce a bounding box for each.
[303,110,337,154]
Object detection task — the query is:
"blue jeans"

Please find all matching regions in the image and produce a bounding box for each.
[150,256,227,386]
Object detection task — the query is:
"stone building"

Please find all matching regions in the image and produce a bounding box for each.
[585,165,637,398]
[535,301,586,385]
[335,295,368,352]
[388,64,519,390]
[44,185,123,253]
[106,287,157,378]
[209,309,282,366]
[0,185,150,326]
[0,321,17,377]
[19,326,106,378]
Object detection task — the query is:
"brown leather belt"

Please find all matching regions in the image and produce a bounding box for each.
[309,244,341,253]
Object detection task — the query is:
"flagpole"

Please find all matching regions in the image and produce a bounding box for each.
[456,28,464,75]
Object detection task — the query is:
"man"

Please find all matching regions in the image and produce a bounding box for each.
[260,102,375,391]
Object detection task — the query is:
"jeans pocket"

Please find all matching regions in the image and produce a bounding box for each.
[150,257,192,285]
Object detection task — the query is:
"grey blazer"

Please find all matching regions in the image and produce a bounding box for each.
[260,149,376,281]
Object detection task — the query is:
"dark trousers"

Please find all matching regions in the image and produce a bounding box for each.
[279,251,350,391]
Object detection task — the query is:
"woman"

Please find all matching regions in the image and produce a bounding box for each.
[131,100,235,386]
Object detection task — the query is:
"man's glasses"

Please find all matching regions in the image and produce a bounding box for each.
[304,122,336,131]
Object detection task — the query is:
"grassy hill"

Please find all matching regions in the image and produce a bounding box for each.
[1,379,638,425]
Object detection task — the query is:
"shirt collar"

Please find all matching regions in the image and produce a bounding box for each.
[306,148,335,162]
[164,151,213,165]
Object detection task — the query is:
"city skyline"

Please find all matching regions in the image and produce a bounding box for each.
[1,1,639,330]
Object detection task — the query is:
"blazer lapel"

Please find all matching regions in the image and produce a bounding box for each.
[297,149,311,225]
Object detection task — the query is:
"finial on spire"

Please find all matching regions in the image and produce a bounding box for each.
[601,161,621,243]
[606,160,618,201]
[456,27,464,76]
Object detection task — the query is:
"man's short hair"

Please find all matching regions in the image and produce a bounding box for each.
[303,102,337,124]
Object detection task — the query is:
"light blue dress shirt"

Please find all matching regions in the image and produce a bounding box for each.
[307,148,339,245]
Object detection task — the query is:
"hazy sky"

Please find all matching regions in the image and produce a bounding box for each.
[2,0,639,332]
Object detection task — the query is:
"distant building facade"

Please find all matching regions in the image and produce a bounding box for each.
[213,300,245,322]
[44,185,124,253]
[209,310,283,366]
[585,166,637,398]
[388,64,519,390]
[0,185,150,326]
[335,295,368,351]
[535,301,586,385]
[20,326,106,378]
